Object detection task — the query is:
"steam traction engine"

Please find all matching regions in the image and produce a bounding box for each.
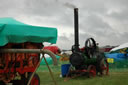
[68,8,109,77]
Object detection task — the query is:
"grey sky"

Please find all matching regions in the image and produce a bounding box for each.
[0,0,128,49]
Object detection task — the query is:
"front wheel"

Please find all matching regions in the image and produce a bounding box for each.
[87,65,96,77]
[0,81,6,85]
[28,73,40,85]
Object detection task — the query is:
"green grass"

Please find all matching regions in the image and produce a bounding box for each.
[37,65,128,85]
[37,71,128,85]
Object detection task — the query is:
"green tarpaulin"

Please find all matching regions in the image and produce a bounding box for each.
[0,17,57,46]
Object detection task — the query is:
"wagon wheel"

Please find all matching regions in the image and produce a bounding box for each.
[87,65,96,77]
[99,58,109,75]
[85,38,97,58]
[0,81,6,85]
[28,73,40,85]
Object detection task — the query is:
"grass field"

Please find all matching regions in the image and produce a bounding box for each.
[37,65,128,85]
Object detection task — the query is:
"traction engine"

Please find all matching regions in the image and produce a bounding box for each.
[68,8,109,77]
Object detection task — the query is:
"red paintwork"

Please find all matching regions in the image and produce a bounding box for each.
[0,67,35,74]
[43,46,60,54]
[31,76,39,85]
[0,43,41,83]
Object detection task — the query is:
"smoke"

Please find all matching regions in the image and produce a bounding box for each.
[64,2,76,9]
[55,0,76,9]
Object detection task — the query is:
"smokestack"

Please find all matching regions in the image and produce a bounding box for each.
[74,8,79,52]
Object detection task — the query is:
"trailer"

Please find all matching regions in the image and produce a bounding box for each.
[0,18,57,85]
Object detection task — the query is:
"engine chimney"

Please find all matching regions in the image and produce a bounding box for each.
[73,8,80,52]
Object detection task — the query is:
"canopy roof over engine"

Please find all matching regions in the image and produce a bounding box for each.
[0,17,57,46]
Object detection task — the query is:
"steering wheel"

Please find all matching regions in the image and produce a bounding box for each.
[85,38,97,58]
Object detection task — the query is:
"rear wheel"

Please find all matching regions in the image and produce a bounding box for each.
[100,59,109,75]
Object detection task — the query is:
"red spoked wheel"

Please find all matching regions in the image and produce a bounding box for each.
[29,73,40,85]
[100,59,109,75]
[87,65,96,77]
[0,81,6,85]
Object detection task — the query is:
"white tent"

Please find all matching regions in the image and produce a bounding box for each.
[111,43,128,51]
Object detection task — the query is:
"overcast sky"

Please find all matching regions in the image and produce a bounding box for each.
[0,0,128,49]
